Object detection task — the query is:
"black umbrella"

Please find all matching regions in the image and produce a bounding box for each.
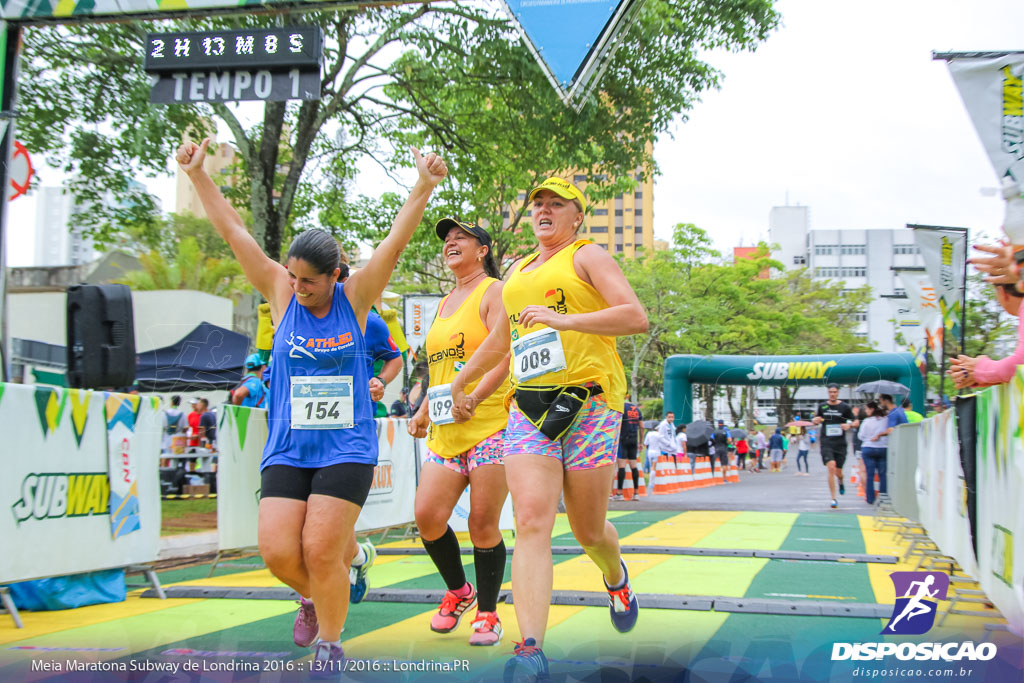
[686,420,714,444]
[730,428,748,440]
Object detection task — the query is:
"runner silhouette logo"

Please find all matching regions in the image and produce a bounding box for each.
[882,571,949,635]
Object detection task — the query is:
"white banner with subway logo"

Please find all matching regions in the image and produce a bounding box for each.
[0,383,161,584]
[974,375,1024,636]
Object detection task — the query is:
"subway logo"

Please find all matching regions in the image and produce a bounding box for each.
[11,473,110,525]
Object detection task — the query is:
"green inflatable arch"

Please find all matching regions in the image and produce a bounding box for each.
[664,352,925,423]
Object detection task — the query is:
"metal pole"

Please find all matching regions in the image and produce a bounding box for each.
[0,21,21,384]
[960,229,968,357]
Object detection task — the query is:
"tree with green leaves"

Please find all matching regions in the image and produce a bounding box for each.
[19,1,779,274]
[115,236,248,298]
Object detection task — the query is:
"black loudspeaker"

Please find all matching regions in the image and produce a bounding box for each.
[66,284,136,390]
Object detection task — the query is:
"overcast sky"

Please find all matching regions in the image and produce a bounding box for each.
[654,0,1024,252]
[5,0,1023,266]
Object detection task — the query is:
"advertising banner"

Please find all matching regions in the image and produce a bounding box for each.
[914,410,977,578]
[104,393,147,540]
[355,418,417,532]
[0,383,161,584]
[912,227,966,339]
[896,270,944,365]
[886,298,927,374]
[887,421,920,521]
[215,404,266,552]
[403,295,442,355]
[974,377,1024,635]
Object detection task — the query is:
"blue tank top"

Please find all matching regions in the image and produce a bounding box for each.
[262,282,378,469]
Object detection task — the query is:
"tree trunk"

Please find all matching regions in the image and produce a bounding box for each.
[777,386,794,427]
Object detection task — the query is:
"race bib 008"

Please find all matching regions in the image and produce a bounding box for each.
[512,327,567,383]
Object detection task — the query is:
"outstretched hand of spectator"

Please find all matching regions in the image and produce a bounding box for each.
[970,242,1020,285]
[948,354,984,389]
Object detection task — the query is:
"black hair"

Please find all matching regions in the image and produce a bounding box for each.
[902,398,912,408]
[999,283,1024,298]
[827,383,840,390]
[338,262,350,280]
[866,399,888,418]
[288,229,340,275]
[482,248,500,279]
[171,395,181,407]
[879,393,894,404]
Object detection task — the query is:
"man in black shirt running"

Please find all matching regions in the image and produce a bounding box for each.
[812,383,858,509]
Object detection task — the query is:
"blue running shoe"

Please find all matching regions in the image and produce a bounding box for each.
[349,540,377,604]
[604,559,639,633]
[503,638,550,682]
[839,481,846,495]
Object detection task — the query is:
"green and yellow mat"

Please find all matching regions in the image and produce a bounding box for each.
[1,511,1017,682]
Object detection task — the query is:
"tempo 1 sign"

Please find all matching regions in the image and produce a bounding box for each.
[150,69,321,104]
[145,26,322,104]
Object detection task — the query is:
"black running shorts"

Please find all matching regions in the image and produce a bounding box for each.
[820,440,847,469]
[260,462,376,506]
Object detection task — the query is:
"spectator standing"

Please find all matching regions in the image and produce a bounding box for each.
[711,420,731,481]
[615,400,644,501]
[902,399,923,423]
[857,400,889,505]
[187,398,203,448]
[233,354,269,408]
[642,428,660,476]
[199,398,217,450]
[767,429,785,472]
[390,387,411,417]
[794,429,809,476]
[162,395,185,452]
[657,412,677,467]
[755,429,768,471]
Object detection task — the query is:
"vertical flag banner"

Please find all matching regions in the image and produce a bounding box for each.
[944,54,1024,240]
[912,227,966,339]
[897,270,943,365]
[403,295,442,355]
[500,0,641,109]
[104,392,142,539]
[887,298,926,374]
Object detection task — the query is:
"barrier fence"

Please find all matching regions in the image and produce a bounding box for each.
[1,379,1021,636]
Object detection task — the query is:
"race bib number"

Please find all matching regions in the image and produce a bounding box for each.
[427,384,455,426]
[825,424,843,437]
[512,328,567,382]
[290,376,354,430]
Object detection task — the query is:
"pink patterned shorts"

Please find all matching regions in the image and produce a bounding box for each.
[425,429,505,477]
[504,394,621,471]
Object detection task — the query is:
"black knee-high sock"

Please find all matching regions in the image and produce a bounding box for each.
[631,467,639,492]
[422,526,466,591]
[473,540,506,613]
[617,467,626,491]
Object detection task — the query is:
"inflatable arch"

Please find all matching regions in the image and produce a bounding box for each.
[664,352,925,423]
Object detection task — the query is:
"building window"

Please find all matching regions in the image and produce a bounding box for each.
[634,225,643,233]
[840,267,866,277]
[615,244,624,252]
[594,208,609,216]
[853,332,868,339]
[851,312,868,322]
[894,244,919,255]
[815,267,840,278]
[599,243,608,250]
[573,174,587,183]
[793,255,806,265]
[615,226,623,234]
[615,209,623,216]
[590,225,608,233]
[524,210,531,217]
[501,209,509,218]
[634,191,643,199]
[815,245,837,256]
[518,192,526,200]
[634,208,642,216]
[841,244,866,255]
[894,288,906,296]
[635,172,643,181]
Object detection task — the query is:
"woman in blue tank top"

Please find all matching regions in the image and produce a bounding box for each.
[178,138,447,673]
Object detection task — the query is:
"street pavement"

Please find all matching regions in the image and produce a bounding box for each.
[612,445,872,513]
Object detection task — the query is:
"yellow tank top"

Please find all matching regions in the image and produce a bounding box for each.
[502,240,627,413]
[425,277,510,456]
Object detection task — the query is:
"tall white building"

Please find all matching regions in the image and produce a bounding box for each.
[33,186,97,267]
[759,205,926,415]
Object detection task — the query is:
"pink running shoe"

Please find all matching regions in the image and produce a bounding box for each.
[293,597,319,648]
[468,610,503,646]
[429,584,477,633]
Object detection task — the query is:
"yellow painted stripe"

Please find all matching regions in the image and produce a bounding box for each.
[0,598,204,645]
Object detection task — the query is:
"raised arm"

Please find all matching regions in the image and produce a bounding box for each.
[345,147,447,320]
[177,138,291,322]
